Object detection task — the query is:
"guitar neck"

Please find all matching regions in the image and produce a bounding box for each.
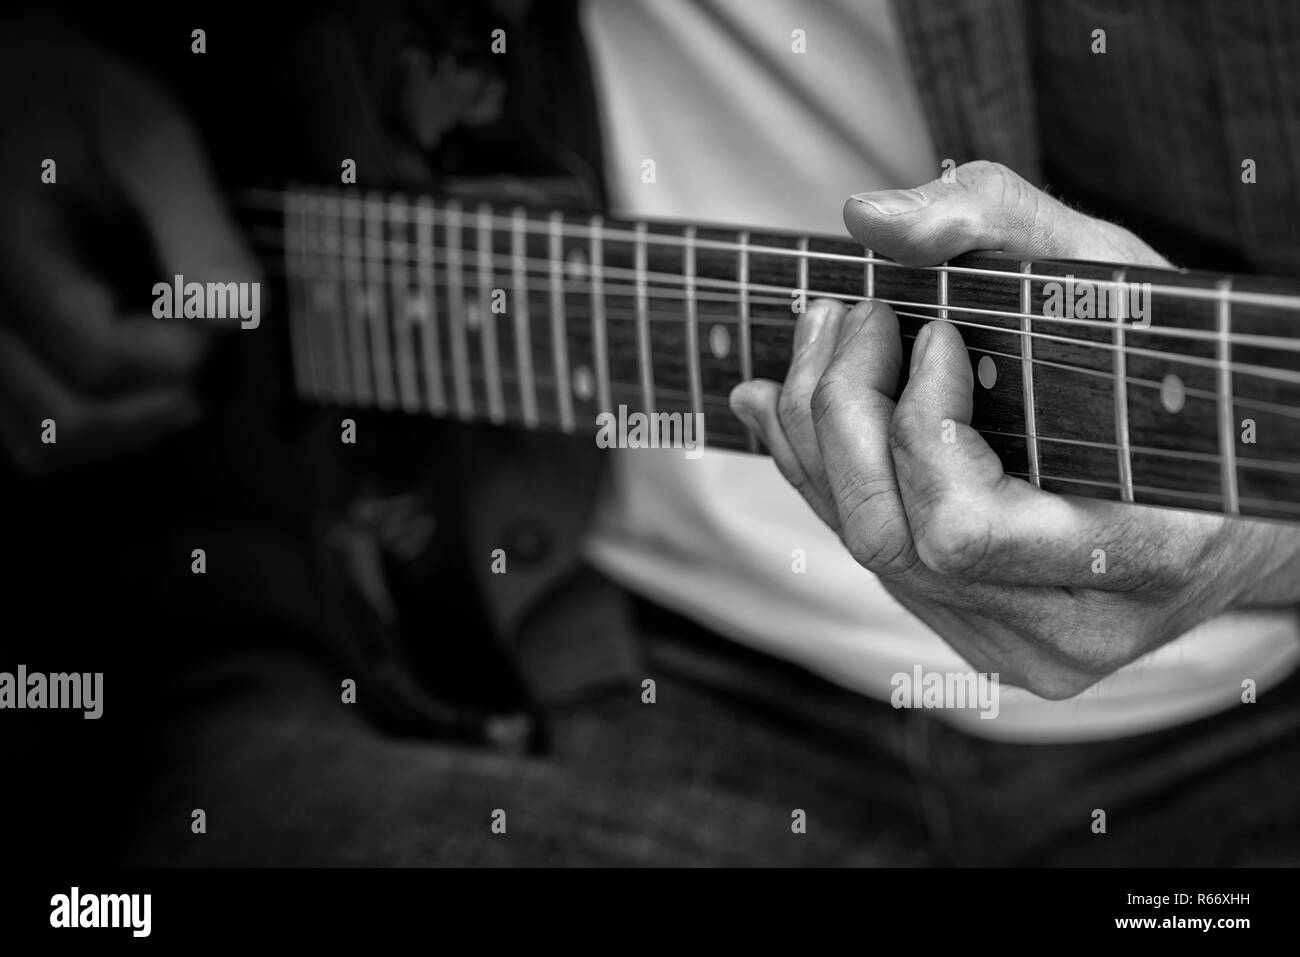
[250,185,1300,523]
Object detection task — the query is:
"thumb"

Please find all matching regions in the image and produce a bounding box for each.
[101,81,263,294]
[842,160,1168,268]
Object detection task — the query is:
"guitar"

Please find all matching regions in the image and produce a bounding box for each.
[238,185,1300,524]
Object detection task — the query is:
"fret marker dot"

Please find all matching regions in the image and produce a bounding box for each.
[572,365,594,401]
[565,248,589,282]
[977,356,997,390]
[709,324,731,359]
[465,298,482,331]
[1160,373,1185,413]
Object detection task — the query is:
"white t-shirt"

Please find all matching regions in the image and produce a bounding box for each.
[577,0,1300,742]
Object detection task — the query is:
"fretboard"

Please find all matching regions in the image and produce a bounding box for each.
[250,186,1300,523]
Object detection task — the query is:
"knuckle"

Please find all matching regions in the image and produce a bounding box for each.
[841,498,916,575]
[911,502,994,578]
[957,160,1048,247]
[958,159,1020,193]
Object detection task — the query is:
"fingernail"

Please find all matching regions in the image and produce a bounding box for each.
[909,323,934,376]
[793,303,828,355]
[838,299,876,345]
[850,188,929,215]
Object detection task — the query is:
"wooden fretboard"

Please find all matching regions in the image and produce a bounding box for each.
[251,186,1300,522]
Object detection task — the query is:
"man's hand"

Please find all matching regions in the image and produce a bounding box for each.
[730,161,1300,698]
[0,21,260,474]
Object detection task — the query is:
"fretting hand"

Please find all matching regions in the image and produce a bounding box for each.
[730,161,1300,697]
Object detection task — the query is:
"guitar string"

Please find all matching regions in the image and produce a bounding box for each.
[236,192,1300,312]
[253,255,1300,388]
[274,258,1300,423]
[262,261,1300,417]
[249,228,1300,353]
[232,194,1300,512]
[251,227,1300,362]
[238,190,1300,310]
[296,311,1300,425]
[305,347,1300,511]
[291,308,1300,476]
[300,357,1300,489]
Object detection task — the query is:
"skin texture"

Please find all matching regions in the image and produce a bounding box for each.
[0,22,258,474]
[731,161,1300,699]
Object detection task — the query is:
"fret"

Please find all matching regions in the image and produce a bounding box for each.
[865,246,875,298]
[340,194,374,406]
[738,231,756,452]
[796,237,810,317]
[634,222,655,414]
[414,197,448,414]
[1020,261,1041,488]
[1021,261,1123,499]
[1224,273,1300,521]
[549,212,574,432]
[316,194,351,403]
[738,232,753,380]
[386,195,421,413]
[477,204,506,424]
[1120,265,1222,510]
[590,215,612,415]
[744,232,799,383]
[283,190,313,397]
[510,207,538,428]
[683,226,704,439]
[912,253,1028,480]
[444,200,473,419]
[1216,278,1239,514]
[938,260,949,322]
[681,226,787,451]
[1111,269,1135,502]
[364,194,396,409]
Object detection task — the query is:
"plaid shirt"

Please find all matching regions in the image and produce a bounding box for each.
[894,0,1300,274]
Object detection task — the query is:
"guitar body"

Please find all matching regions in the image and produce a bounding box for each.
[181,2,612,732]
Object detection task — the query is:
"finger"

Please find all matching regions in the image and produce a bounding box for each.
[730,378,839,527]
[807,298,921,577]
[890,319,1208,590]
[842,160,1168,268]
[776,298,848,505]
[0,323,203,475]
[100,92,262,293]
[0,233,215,393]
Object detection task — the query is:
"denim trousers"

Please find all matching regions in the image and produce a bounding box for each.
[22,598,1284,867]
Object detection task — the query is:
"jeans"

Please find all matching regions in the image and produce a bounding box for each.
[60,598,1295,866]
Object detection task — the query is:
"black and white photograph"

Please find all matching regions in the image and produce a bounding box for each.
[0,0,1295,935]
